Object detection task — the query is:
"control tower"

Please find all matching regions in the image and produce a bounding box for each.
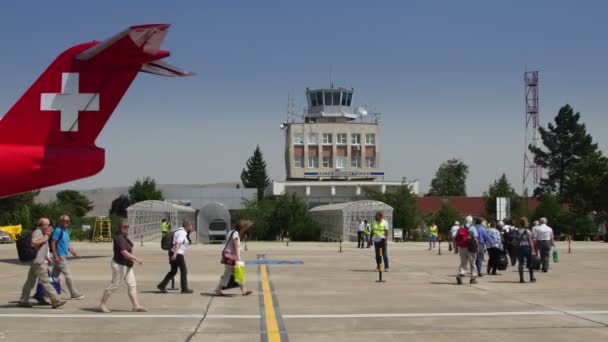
[284,87,382,181]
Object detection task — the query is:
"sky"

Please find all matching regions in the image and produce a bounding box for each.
[0,0,607,195]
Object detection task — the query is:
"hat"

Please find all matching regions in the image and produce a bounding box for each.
[454,221,460,225]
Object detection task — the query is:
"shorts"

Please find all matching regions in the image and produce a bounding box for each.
[429,236,437,242]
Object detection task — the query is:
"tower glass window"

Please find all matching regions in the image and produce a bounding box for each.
[316,92,323,106]
[322,133,332,145]
[346,92,353,106]
[337,133,347,145]
[332,91,341,106]
[308,133,319,145]
[351,134,361,145]
[310,92,317,107]
[365,133,376,145]
[324,91,332,106]
[293,133,304,145]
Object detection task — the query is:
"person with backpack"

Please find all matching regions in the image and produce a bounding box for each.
[98,220,146,313]
[18,218,66,309]
[50,215,84,300]
[516,217,537,283]
[214,220,254,296]
[502,219,518,266]
[157,219,194,294]
[454,215,479,285]
[473,218,489,277]
[486,222,503,275]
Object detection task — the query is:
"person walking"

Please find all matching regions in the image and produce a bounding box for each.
[372,212,390,272]
[486,223,503,275]
[50,215,84,300]
[356,220,365,248]
[534,217,555,273]
[473,218,489,277]
[160,218,169,237]
[364,220,371,248]
[449,221,460,252]
[157,219,194,294]
[214,220,254,296]
[455,216,479,285]
[18,218,66,309]
[428,222,438,250]
[516,217,537,283]
[98,221,146,313]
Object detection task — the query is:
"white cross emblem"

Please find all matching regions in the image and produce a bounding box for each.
[41,73,100,132]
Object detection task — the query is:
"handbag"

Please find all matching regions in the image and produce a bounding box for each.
[220,231,238,265]
[234,261,245,285]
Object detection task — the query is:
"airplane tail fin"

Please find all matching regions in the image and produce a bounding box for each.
[0,24,191,147]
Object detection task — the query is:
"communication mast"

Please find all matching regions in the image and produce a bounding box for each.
[523,70,542,194]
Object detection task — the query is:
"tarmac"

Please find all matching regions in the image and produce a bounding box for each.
[0,240,607,341]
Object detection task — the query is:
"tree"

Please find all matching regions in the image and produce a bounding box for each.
[366,185,418,231]
[239,194,319,241]
[110,194,132,218]
[426,203,460,237]
[56,190,94,217]
[428,159,469,196]
[566,151,608,215]
[0,191,38,229]
[530,104,598,199]
[241,145,270,201]
[128,177,163,203]
[483,174,520,220]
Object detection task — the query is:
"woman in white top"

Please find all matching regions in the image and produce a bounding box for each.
[214,220,254,296]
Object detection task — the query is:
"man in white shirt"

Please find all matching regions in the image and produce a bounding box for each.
[449,221,460,251]
[357,221,365,248]
[534,217,555,273]
[157,219,194,293]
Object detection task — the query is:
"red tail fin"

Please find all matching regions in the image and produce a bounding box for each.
[0,24,182,147]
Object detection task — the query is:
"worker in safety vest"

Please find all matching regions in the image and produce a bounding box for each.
[161,219,169,236]
[428,221,438,250]
[372,211,390,271]
[364,220,371,248]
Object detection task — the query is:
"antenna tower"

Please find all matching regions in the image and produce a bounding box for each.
[523,70,542,194]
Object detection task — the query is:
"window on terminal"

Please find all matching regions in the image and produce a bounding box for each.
[346,92,353,106]
[341,92,347,106]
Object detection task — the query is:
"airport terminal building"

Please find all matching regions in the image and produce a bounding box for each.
[267,86,418,207]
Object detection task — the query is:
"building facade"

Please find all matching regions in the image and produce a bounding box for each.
[270,86,418,206]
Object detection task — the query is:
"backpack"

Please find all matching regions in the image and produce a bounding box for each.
[455,227,469,248]
[498,252,508,270]
[16,232,37,262]
[506,227,518,246]
[161,230,176,251]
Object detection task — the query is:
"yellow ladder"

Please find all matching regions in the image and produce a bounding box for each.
[92,216,112,242]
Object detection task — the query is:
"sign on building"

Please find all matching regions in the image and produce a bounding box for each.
[496,197,511,221]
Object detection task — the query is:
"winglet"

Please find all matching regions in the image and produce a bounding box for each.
[76,24,171,63]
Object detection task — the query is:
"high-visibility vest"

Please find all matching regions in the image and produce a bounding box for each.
[429,225,438,237]
[161,222,168,233]
[372,220,388,239]
[364,224,371,235]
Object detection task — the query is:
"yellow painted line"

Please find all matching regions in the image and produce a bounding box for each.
[261,264,281,342]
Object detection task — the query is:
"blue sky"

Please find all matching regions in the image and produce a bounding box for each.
[0,0,607,195]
